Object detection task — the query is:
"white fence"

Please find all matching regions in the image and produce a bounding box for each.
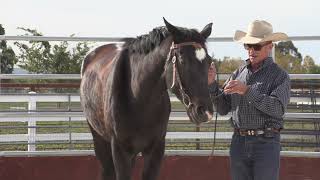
[1,92,320,151]
[0,74,320,151]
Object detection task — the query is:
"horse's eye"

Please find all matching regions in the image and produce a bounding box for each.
[208,56,215,63]
[178,54,184,64]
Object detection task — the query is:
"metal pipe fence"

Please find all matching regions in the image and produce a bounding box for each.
[0,35,320,154]
[1,35,320,42]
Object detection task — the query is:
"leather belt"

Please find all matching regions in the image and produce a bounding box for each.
[234,128,280,136]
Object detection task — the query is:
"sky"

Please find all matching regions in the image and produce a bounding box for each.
[1,0,320,64]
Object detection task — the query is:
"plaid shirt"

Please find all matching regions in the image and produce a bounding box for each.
[209,57,291,130]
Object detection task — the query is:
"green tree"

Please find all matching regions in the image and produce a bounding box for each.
[217,56,244,73]
[0,24,18,74]
[14,27,91,74]
[302,55,320,74]
[276,41,302,60]
[275,41,304,73]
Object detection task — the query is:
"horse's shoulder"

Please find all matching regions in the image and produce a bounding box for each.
[81,44,120,76]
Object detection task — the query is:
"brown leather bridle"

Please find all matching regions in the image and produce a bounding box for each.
[165,41,206,109]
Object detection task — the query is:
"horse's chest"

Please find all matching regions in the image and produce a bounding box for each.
[115,121,166,150]
[111,97,170,151]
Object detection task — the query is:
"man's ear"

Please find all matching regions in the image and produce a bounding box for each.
[269,43,274,50]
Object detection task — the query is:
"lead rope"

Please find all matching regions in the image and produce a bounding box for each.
[210,61,219,157]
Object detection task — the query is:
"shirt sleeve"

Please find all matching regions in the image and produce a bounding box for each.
[209,81,232,115]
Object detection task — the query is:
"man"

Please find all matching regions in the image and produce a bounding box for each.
[208,20,291,180]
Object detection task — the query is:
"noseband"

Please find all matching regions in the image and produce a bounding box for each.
[165,41,205,109]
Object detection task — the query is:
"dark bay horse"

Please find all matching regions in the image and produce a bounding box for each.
[80,18,214,180]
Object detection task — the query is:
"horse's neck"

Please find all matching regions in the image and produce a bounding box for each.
[129,40,171,103]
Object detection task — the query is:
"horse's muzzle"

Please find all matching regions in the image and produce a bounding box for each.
[187,104,213,124]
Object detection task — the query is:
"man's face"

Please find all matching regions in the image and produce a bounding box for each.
[244,41,273,66]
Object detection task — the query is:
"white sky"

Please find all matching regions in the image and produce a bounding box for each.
[2,0,320,64]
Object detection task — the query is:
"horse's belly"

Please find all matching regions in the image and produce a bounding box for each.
[80,72,112,139]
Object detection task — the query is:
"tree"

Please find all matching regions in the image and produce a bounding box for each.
[276,41,302,60]
[302,55,320,74]
[217,56,244,73]
[14,27,91,74]
[275,41,304,73]
[0,24,18,74]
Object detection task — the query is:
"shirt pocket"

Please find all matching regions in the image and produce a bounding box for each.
[252,82,271,94]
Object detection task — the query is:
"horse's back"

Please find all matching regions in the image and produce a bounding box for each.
[80,44,121,138]
[81,44,120,78]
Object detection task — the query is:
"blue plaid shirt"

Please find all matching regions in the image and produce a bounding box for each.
[209,57,291,129]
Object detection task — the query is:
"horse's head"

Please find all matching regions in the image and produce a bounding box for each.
[163,18,214,125]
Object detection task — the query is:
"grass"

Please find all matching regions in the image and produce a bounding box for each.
[0,122,28,134]
[0,102,28,110]
[36,121,89,133]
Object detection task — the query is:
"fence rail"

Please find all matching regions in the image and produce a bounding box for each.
[1,73,320,80]
[1,132,317,143]
[2,35,320,42]
[1,150,320,158]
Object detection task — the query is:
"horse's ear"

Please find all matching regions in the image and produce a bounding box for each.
[163,17,180,36]
[200,23,213,39]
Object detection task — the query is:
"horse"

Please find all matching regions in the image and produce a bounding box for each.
[80,18,214,180]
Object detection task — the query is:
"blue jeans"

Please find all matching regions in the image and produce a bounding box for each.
[230,133,281,180]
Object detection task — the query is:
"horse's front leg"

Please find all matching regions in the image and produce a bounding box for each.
[142,138,165,180]
[111,137,135,180]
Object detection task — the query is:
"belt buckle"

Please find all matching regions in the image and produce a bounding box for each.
[238,129,255,136]
[247,130,255,136]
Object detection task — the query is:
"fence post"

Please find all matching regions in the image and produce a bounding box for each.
[28,91,37,151]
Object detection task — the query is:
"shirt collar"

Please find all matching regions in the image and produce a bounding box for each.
[245,57,274,70]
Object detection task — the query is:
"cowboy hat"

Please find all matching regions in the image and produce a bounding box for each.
[234,20,288,44]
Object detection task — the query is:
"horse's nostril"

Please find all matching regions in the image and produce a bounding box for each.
[197,106,205,115]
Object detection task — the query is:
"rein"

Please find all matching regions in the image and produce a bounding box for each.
[165,42,204,109]
[210,61,219,157]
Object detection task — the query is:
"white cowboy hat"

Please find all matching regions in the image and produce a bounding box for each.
[234,20,288,44]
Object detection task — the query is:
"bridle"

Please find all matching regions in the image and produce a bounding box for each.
[165,41,205,109]
[165,41,218,157]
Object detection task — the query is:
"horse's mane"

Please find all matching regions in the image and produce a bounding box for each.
[122,26,206,55]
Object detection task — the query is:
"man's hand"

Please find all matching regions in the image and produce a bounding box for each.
[224,80,249,95]
[208,63,216,85]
